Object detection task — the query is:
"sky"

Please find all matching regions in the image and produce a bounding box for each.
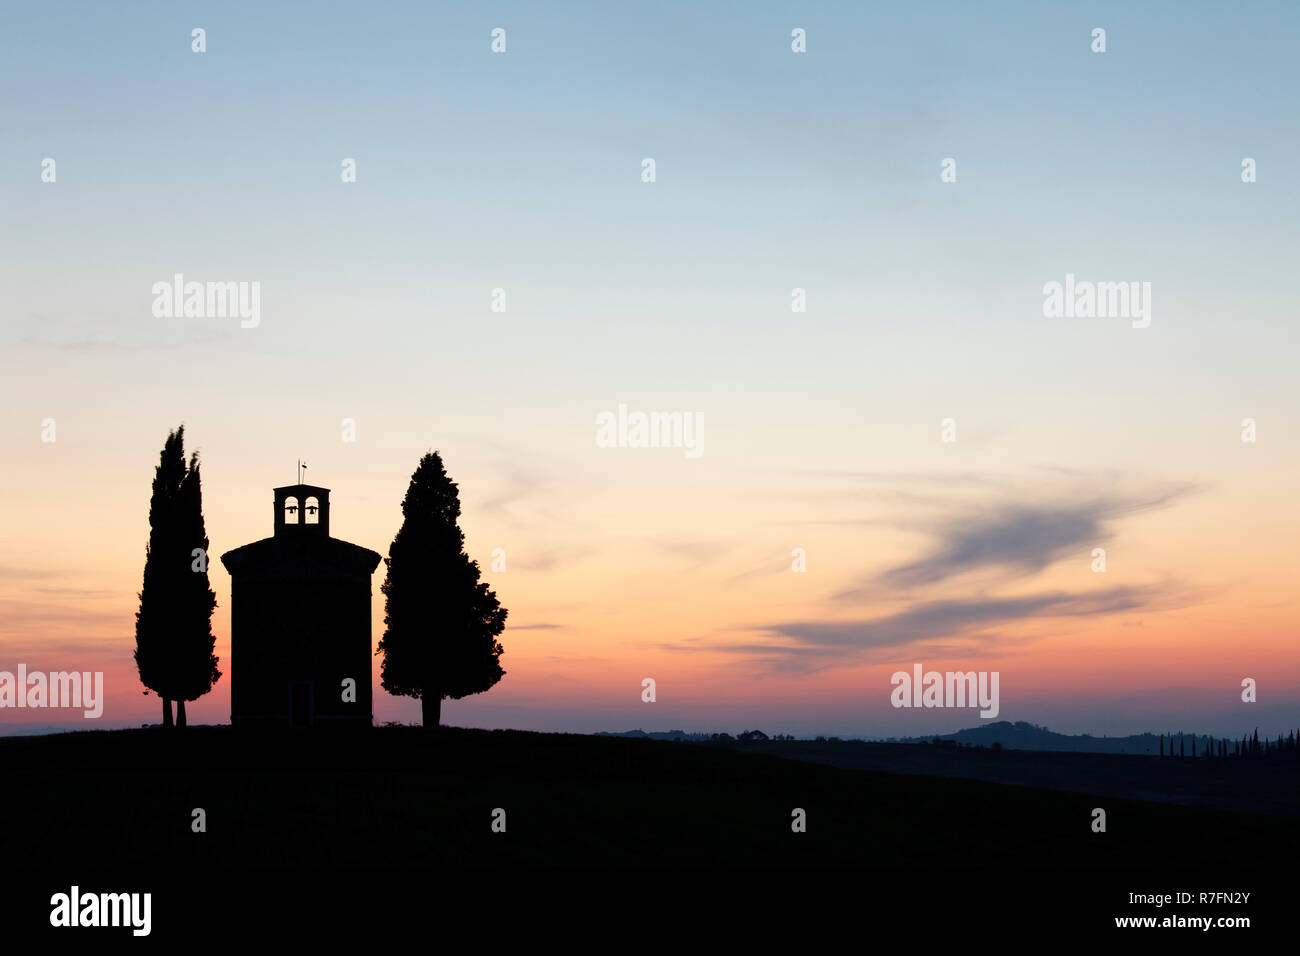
[1,1,1297,738]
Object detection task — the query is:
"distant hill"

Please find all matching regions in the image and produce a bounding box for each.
[0,722,202,737]
[600,721,1237,755]
[885,720,1222,755]
[0,724,89,737]
[595,728,711,742]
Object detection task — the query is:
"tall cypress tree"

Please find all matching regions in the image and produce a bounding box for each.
[135,427,186,727]
[133,426,220,729]
[377,452,507,729]
[173,455,220,727]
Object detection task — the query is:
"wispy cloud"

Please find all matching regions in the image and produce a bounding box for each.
[835,479,1197,599]
[32,587,117,599]
[730,583,1187,675]
[649,538,732,567]
[0,600,132,635]
[9,311,226,352]
[0,565,61,582]
[499,548,590,572]
[476,464,547,518]
[675,470,1201,674]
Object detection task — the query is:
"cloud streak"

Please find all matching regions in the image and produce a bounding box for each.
[685,472,1202,674]
[836,481,1197,599]
[734,583,1184,674]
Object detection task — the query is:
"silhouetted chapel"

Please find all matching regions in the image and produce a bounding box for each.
[221,483,381,729]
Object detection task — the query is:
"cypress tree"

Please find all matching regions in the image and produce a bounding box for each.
[172,454,220,727]
[135,428,186,728]
[377,452,507,730]
[133,426,220,728]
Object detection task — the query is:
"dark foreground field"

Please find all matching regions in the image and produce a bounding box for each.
[718,738,1300,818]
[2,726,1295,868]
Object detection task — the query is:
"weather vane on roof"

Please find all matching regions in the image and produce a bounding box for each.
[298,458,307,484]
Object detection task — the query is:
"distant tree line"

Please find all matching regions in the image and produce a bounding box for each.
[702,727,1300,760]
[707,730,798,743]
[1157,728,1299,761]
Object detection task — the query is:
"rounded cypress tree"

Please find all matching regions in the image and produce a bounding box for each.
[377,452,507,729]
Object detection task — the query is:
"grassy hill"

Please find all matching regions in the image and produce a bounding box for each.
[3,725,1296,869]
[716,736,1300,818]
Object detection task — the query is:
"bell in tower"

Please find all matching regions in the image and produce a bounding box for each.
[273,484,330,536]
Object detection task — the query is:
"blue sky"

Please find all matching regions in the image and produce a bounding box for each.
[1,2,1297,737]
